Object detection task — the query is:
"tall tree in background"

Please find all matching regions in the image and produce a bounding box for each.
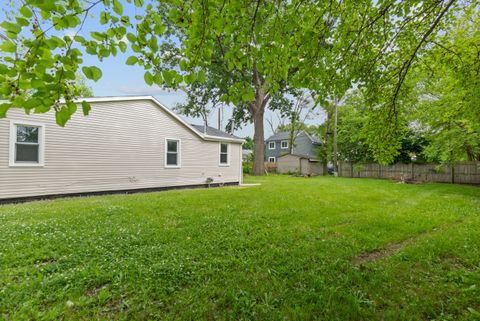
[70,73,94,98]
[0,0,473,174]
[408,7,480,165]
[271,91,318,154]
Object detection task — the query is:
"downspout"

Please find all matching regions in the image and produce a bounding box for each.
[240,142,244,185]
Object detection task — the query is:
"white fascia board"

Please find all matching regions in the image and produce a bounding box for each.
[203,135,244,144]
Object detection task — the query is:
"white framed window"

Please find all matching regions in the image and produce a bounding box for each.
[268,157,276,163]
[219,142,229,166]
[165,138,181,168]
[281,140,288,149]
[9,120,45,167]
[268,141,275,150]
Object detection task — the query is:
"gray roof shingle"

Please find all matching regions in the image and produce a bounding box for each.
[266,131,321,144]
[265,131,290,141]
[191,124,242,140]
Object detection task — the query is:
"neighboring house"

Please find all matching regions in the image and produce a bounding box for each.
[265,131,323,175]
[264,131,320,163]
[0,96,244,202]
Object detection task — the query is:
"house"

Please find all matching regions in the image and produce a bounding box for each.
[0,96,244,202]
[264,131,323,175]
[264,131,320,163]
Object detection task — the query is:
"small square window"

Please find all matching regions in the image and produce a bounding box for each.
[165,139,180,167]
[10,123,44,166]
[268,157,276,163]
[268,141,275,150]
[281,140,288,149]
[220,143,229,165]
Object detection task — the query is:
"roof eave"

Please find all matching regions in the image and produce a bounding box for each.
[203,135,245,143]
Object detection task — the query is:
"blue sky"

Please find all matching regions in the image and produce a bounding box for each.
[1,1,325,138]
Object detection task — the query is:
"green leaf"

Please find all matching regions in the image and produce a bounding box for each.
[31,79,43,88]
[91,32,104,41]
[100,11,109,25]
[126,56,138,65]
[66,101,77,114]
[126,33,136,43]
[82,101,91,116]
[179,60,188,71]
[1,41,16,53]
[118,41,127,53]
[144,71,153,86]
[55,106,70,127]
[153,72,162,85]
[184,73,196,85]
[82,66,102,82]
[112,0,123,15]
[20,6,33,18]
[162,70,173,86]
[197,70,206,83]
[15,17,29,27]
[0,103,9,118]
[1,21,22,39]
[134,0,144,7]
[242,91,255,102]
[73,35,85,43]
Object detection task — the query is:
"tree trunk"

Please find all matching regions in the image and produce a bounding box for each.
[251,62,270,176]
[289,115,295,155]
[252,103,265,175]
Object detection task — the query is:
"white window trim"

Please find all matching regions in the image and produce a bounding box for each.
[164,138,181,168]
[268,141,275,150]
[219,142,230,167]
[9,120,45,167]
[281,140,289,149]
[268,157,276,163]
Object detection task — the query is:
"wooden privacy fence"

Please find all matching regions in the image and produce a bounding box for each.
[338,161,480,184]
[264,162,278,173]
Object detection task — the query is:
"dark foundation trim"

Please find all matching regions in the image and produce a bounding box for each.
[0,182,240,205]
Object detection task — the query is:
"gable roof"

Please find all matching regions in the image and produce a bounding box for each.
[266,131,290,141]
[85,96,244,143]
[266,131,321,144]
[0,95,244,143]
[190,124,241,140]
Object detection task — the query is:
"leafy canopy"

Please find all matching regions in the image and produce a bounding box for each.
[0,0,472,158]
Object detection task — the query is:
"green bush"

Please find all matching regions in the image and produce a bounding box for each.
[243,161,253,174]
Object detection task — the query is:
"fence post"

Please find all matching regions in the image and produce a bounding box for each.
[411,163,414,181]
[451,164,455,184]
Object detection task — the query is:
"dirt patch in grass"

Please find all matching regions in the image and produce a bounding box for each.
[86,284,109,297]
[34,257,57,268]
[353,221,463,266]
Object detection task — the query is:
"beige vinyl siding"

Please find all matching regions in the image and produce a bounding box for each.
[277,154,301,174]
[277,155,323,175]
[0,99,242,200]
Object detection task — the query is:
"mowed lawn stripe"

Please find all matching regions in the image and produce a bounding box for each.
[0,176,479,320]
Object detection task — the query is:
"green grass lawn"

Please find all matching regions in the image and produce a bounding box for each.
[1,176,479,320]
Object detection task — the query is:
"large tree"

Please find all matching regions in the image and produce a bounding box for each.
[0,0,473,173]
[407,6,480,164]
